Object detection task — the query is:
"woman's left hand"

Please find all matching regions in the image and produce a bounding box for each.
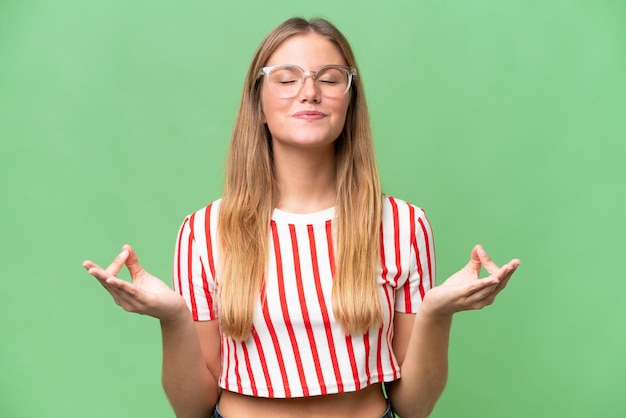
[421,245,520,318]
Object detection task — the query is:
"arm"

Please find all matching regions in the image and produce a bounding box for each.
[390,311,451,418]
[83,245,220,418]
[389,245,520,418]
[160,313,221,417]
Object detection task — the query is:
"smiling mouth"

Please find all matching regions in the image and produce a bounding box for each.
[293,111,326,120]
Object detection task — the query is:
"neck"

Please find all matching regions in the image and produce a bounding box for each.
[273,143,337,214]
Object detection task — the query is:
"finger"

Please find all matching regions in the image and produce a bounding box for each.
[462,260,521,309]
[493,259,519,280]
[104,248,130,276]
[464,281,500,307]
[492,259,521,293]
[102,278,146,312]
[82,260,98,270]
[84,263,117,291]
[87,268,119,291]
[105,277,140,300]
[467,275,500,294]
[84,262,109,281]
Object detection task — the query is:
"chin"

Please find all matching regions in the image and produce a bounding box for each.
[295,136,338,147]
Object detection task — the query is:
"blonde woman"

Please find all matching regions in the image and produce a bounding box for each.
[83,17,520,418]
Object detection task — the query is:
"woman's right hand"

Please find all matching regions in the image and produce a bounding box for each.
[82,244,188,323]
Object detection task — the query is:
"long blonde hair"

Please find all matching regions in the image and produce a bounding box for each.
[218,17,382,341]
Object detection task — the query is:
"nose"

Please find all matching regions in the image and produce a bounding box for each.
[298,73,320,102]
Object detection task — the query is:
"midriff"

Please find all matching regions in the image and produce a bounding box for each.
[217,383,388,418]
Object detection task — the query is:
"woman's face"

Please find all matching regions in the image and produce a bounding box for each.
[260,33,351,153]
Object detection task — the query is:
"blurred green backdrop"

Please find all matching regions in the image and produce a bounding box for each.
[1,0,625,417]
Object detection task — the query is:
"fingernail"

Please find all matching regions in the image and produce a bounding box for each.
[119,249,129,258]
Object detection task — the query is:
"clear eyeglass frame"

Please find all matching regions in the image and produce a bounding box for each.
[258,64,357,98]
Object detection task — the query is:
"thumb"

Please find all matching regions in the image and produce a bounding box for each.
[465,245,482,273]
[122,244,145,278]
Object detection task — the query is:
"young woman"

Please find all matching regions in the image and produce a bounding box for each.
[83,17,520,418]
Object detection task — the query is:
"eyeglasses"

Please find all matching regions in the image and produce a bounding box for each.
[258,64,357,99]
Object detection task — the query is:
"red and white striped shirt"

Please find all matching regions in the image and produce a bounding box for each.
[172,195,435,398]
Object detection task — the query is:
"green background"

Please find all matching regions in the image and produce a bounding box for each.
[1,0,625,417]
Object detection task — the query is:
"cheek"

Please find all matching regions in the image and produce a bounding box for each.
[260,91,281,125]
[336,102,350,129]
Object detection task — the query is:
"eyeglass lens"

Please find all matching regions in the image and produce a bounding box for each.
[267,66,351,98]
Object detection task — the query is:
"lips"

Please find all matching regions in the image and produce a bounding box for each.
[293,110,326,120]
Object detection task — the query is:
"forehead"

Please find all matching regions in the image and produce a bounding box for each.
[266,32,346,68]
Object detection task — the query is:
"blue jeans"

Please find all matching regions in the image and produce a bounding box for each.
[211,401,395,418]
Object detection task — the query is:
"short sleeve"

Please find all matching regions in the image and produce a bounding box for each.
[172,203,219,321]
[394,205,436,313]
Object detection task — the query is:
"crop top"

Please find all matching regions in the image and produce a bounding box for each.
[172,195,435,398]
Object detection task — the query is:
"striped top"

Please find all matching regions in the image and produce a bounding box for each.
[172,196,435,398]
